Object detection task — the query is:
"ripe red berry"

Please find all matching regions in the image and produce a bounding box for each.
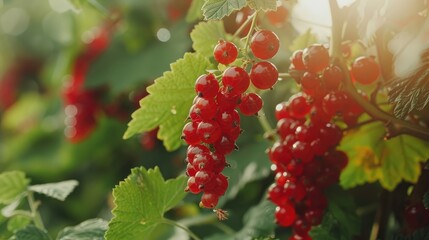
[182,122,200,145]
[351,56,380,85]
[302,44,330,73]
[250,30,280,60]
[300,71,321,96]
[290,50,306,70]
[288,93,312,119]
[195,73,219,99]
[222,67,250,96]
[322,65,344,90]
[213,40,239,65]
[197,120,222,144]
[200,192,220,209]
[239,92,263,116]
[275,205,296,227]
[250,61,279,89]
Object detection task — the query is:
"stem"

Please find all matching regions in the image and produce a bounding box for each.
[233,12,257,39]
[161,218,201,240]
[328,0,429,141]
[242,11,259,56]
[342,119,377,132]
[27,191,45,230]
[257,107,275,136]
[278,72,291,79]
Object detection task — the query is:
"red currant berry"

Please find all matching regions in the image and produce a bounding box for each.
[250,61,278,90]
[222,67,250,96]
[250,30,280,60]
[204,173,228,196]
[182,122,200,145]
[288,93,312,119]
[200,192,220,209]
[290,50,306,70]
[275,102,291,120]
[195,73,219,99]
[301,71,321,96]
[239,92,263,116]
[302,44,330,73]
[186,176,202,194]
[197,120,222,144]
[275,205,296,227]
[213,40,239,65]
[351,56,380,85]
[322,64,344,90]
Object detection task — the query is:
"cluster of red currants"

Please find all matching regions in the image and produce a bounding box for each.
[267,44,375,239]
[182,29,280,213]
[62,29,110,143]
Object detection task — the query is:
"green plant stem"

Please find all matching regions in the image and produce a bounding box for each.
[278,72,291,79]
[328,0,429,141]
[27,191,45,230]
[257,108,275,135]
[88,0,109,16]
[178,213,235,235]
[242,11,259,56]
[233,12,257,39]
[161,218,201,240]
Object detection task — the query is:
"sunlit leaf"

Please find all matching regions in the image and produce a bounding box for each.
[7,215,31,233]
[339,122,429,190]
[57,218,108,240]
[191,21,228,59]
[29,180,79,201]
[246,0,277,11]
[389,48,429,119]
[105,167,187,240]
[0,171,29,205]
[123,53,212,151]
[202,0,247,20]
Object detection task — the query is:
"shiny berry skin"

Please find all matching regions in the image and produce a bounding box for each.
[301,71,321,96]
[288,93,312,119]
[322,91,347,117]
[200,192,220,209]
[239,92,263,116]
[213,40,239,65]
[222,67,250,96]
[195,73,219,99]
[182,122,200,145]
[186,177,201,194]
[250,61,279,89]
[351,56,380,85]
[275,205,296,227]
[197,120,222,144]
[275,102,291,120]
[250,30,280,60]
[290,50,306,70]
[302,44,330,73]
[204,173,228,196]
[322,65,344,90]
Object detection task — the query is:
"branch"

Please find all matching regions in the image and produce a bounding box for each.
[328,0,429,141]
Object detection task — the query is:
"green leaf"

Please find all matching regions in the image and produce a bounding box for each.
[309,186,360,240]
[191,21,228,59]
[105,167,187,240]
[85,22,191,95]
[288,29,317,52]
[123,52,212,151]
[388,48,429,119]
[57,218,108,240]
[202,0,247,20]
[233,199,276,239]
[13,225,51,240]
[29,180,78,201]
[424,191,429,209]
[246,0,277,11]
[186,0,205,22]
[339,122,429,190]
[205,199,276,240]
[0,171,30,205]
[7,215,31,233]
